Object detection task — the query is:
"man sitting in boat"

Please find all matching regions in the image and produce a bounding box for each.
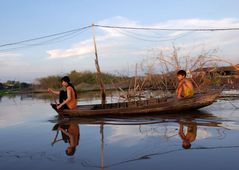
[48,76,77,110]
[176,70,194,99]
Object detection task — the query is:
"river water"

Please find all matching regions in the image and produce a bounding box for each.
[0,91,239,170]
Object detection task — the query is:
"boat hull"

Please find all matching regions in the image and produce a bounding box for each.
[51,91,220,117]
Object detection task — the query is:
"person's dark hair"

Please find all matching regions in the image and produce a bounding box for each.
[177,70,187,77]
[61,76,77,99]
[61,76,70,83]
[182,143,191,149]
[65,147,76,156]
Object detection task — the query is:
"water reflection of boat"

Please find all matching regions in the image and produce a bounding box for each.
[49,110,222,169]
[51,90,220,117]
[51,110,220,126]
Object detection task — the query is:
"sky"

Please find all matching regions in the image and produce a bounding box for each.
[0,0,239,82]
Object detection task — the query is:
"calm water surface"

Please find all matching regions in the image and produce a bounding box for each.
[0,92,239,170]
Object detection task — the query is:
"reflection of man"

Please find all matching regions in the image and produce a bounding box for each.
[178,121,197,149]
[52,121,80,156]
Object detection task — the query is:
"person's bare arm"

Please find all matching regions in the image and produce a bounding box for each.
[58,127,70,137]
[179,122,186,139]
[48,88,60,95]
[57,87,72,109]
[185,79,193,90]
[58,127,75,146]
[176,81,184,99]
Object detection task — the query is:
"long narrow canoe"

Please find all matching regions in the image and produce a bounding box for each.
[51,90,221,117]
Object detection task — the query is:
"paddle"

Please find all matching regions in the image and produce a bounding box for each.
[51,130,59,146]
[49,93,65,118]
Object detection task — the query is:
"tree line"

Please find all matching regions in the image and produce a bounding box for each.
[36,70,130,91]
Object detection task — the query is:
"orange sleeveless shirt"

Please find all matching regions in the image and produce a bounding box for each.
[66,86,77,109]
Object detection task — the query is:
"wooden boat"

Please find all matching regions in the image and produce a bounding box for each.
[51,90,221,117]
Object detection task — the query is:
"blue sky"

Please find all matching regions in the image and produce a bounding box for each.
[0,0,239,82]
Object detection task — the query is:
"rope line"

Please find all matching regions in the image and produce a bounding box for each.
[0,24,239,50]
[0,25,92,48]
[94,24,239,31]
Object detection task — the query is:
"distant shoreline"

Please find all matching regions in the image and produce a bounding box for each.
[0,88,239,97]
[0,87,121,96]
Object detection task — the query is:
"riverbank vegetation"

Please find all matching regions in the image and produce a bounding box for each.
[35,70,130,92]
[116,46,239,101]
[0,81,31,96]
[1,47,238,97]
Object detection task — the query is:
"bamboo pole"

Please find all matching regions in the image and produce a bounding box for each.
[92,23,106,106]
[100,124,104,170]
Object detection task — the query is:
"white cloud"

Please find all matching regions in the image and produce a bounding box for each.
[0,52,22,57]
[153,18,239,29]
[106,124,212,147]
[45,17,239,65]
[98,16,139,26]
[1,17,238,82]
[47,39,93,59]
[0,56,28,68]
[0,55,37,82]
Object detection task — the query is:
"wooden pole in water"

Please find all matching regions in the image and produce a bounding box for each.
[100,124,104,170]
[92,23,106,106]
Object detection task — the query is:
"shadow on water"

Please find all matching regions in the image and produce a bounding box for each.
[49,109,221,126]
[48,110,235,169]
